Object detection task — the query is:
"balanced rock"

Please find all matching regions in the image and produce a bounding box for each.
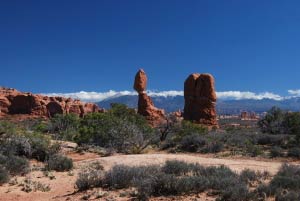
[133,69,165,126]
[183,73,218,126]
[134,69,147,93]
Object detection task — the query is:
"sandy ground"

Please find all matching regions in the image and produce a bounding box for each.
[0,152,295,201]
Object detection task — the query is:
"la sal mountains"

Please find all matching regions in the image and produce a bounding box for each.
[97,95,300,115]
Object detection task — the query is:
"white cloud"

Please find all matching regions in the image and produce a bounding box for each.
[43,90,137,102]
[147,90,183,97]
[44,90,288,102]
[216,91,283,101]
[288,89,300,96]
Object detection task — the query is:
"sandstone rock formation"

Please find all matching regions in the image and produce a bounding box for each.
[134,69,147,93]
[0,87,102,117]
[133,69,165,126]
[241,111,257,120]
[183,73,218,126]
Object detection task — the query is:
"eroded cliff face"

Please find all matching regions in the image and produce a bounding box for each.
[183,73,218,126]
[0,87,102,117]
[133,69,166,126]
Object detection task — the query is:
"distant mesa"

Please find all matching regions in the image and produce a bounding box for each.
[133,69,166,126]
[0,87,103,118]
[183,73,218,127]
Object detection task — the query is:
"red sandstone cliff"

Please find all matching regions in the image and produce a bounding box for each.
[0,87,102,118]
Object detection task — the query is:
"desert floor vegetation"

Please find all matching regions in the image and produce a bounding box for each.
[0,105,300,200]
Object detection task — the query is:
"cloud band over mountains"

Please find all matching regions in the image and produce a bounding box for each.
[43,89,300,102]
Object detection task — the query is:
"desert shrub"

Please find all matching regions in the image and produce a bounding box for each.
[275,191,300,201]
[270,146,284,158]
[254,184,271,199]
[76,104,156,154]
[179,134,207,152]
[258,107,300,137]
[49,114,80,140]
[225,133,253,148]
[162,160,193,176]
[246,143,262,157]
[111,162,238,196]
[0,165,9,185]
[172,121,207,141]
[202,141,224,153]
[160,138,177,150]
[134,172,209,198]
[0,154,29,176]
[257,134,288,146]
[104,165,137,189]
[258,107,286,134]
[79,160,268,200]
[283,112,300,135]
[104,165,160,189]
[25,132,52,161]
[5,155,30,175]
[268,164,300,195]
[0,121,20,136]
[21,177,51,192]
[32,121,49,133]
[46,154,73,171]
[0,125,58,162]
[76,161,104,191]
[239,169,260,184]
[219,184,253,201]
[0,134,32,157]
[287,147,300,158]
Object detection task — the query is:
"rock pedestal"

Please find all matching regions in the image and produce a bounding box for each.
[133,69,165,126]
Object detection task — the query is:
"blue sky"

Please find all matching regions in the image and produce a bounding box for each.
[1,0,300,99]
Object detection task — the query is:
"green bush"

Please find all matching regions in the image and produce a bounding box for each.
[239,169,260,184]
[49,114,80,140]
[258,107,286,134]
[268,164,300,195]
[173,121,207,142]
[256,134,288,146]
[0,123,59,162]
[202,141,224,153]
[162,160,193,176]
[258,107,300,137]
[76,104,156,154]
[0,165,9,185]
[287,147,300,158]
[46,154,73,171]
[275,191,300,201]
[25,132,52,161]
[246,143,262,157]
[179,134,207,152]
[270,146,284,158]
[5,155,30,175]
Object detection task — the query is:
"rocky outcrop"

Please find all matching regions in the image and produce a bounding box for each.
[0,87,102,117]
[183,73,218,126]
[240,111,257,120]
[133,69,165,126]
